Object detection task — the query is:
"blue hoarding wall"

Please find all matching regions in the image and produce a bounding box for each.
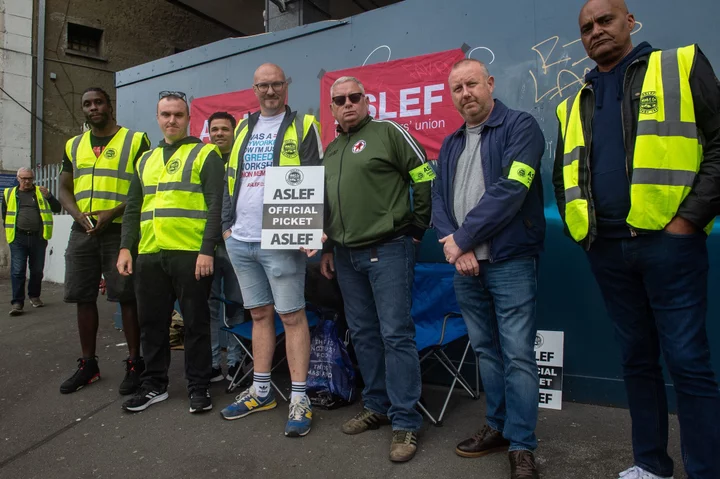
[115,0,720,407]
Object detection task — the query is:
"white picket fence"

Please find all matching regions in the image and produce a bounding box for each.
[34,163,62,198]
[33,163,64,214]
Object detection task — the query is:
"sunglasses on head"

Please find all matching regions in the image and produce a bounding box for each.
[332,92,364,107]
[159,90,187,102]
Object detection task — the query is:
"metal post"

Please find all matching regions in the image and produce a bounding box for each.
[34,0,46,167]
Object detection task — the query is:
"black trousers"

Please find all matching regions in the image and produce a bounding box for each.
[135,251,212,392]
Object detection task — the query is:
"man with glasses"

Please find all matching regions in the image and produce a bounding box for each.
[117,91,224,414]
[220,63,322,438]
[2,167,61,316]
[58,87,150,395]
[320,76,432,462]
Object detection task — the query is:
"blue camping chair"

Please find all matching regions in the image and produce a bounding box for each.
[413,262,480,426]
[221,305,319,401]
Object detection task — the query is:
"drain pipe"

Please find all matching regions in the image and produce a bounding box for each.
[34,0,46,167]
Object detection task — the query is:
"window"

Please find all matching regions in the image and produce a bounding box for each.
[66,23,103,56]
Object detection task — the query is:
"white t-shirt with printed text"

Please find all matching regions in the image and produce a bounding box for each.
[231,111,285,242]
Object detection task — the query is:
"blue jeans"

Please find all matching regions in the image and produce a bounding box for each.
[334,236,423,431]
[210,243,245,369]
[586,232,720,479]
[10,233,47,306]
[224,237,306,314]
[453,256,539,452]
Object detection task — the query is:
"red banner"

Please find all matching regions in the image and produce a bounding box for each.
[189,89,259,143]
[320,49,466,160]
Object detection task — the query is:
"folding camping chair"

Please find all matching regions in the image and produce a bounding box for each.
[221,305,319,401]
[412,262,480,426]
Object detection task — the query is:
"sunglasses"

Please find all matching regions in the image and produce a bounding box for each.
[254,81,286,93]
[159,90,187,102]
[332,92,364,107]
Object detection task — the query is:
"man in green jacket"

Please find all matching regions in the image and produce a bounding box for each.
[320,75,433,463]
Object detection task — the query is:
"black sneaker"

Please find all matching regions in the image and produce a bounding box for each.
[122,385,168,412]
[60,357,100,394]
[226,363,240,381]
[210,367,225,383]
[189,388,212,413]
[119,358,145,395]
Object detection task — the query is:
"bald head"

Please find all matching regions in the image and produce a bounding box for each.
[449,58,490,81]
[253,63,285,83]
[253,63,288,117]
[578,0,635,72]
[579,0,628,21]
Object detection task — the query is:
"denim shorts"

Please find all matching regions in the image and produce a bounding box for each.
[224,237,306,314]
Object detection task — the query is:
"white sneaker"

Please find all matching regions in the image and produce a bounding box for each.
[618,465,673,479]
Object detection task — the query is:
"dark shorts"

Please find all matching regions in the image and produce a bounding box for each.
[64,228,135,303]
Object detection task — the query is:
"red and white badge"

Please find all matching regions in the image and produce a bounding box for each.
[352,140,366,154]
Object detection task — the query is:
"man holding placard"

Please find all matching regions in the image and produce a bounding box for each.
[320,75,432,463]
[220,63,323,438]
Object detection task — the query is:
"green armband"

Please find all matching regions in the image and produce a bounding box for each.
[409,163,436,183]
[507,161,535,189]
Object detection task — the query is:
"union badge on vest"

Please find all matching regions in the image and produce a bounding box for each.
[640,91,659,114]
[166,158,181,174]
[282,139,298,158]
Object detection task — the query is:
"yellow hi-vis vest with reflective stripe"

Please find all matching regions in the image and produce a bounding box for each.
[65,127,147,224]
[226,114,318,198]
[557,45,709,243]
[3,186,53,243]
[136,142,219,254]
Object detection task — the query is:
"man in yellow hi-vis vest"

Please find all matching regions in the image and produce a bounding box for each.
[58,87,150,396]
[117,91,224,415]
[1,167,61,316]
[219,63,322,438]
[552,2,720,478]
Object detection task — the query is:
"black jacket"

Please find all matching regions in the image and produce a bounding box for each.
[552,44,720,248]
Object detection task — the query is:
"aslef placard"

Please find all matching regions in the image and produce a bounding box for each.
[535,330,564,410]
[261,166,324,250]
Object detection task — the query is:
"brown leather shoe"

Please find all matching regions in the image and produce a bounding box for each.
[509,450,539,479]
[455,424,510,458]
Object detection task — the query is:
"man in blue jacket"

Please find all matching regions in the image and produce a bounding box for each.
[432,58,545,479]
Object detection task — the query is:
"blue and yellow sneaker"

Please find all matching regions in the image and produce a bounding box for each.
[285,395,313,437]
[220,386,277,420]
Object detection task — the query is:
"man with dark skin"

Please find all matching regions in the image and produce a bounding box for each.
[553,1,720,478]
[58,88,150,396]
[208,112,234,161]
[206,111,246,382]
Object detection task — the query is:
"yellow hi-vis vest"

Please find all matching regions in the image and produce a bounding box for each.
[226,114,319,198]
[137,142,219,254]
[3,186,53,243]
[65,127,147,224]
[557,45,709,243]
